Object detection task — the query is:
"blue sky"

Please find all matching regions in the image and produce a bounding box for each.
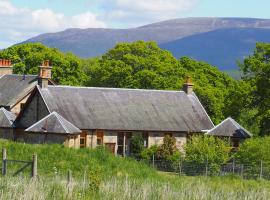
[1,0,270,48]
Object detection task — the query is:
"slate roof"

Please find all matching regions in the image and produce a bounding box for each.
[25,111,81,134]
[0,74,38,107]
[37,85,214,132]
[207,117,252,138]
[0,107,16,128]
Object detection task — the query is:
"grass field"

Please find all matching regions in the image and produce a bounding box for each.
[0,139,269,200]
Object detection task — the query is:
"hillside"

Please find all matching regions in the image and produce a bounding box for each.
[160,28,270,70]
[22,17,270,70]
[1,139,270,199]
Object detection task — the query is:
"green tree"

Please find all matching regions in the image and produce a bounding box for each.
[0,43,87,86]
[185,135,230,171]
[157,135,180,161]
[240,43,270,136]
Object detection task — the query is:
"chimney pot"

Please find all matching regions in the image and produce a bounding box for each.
[183,76,194,94]
[39,60,52,88]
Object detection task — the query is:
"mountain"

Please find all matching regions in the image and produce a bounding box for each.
[160,28,270,70]
[23,17,270,70]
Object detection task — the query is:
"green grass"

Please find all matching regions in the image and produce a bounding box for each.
[0,139,156,179]
[1,139,270,199]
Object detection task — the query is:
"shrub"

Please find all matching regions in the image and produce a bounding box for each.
[234,136,270,164]
[141,145,159,160]
[157,135,181,161]
[130,134,145,158]
[184,135,230,174]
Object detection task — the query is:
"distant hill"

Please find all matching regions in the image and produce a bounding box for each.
[22,17,270,70]
[160,28,270,70]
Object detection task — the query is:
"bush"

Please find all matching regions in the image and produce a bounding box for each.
[234,136,270,164]
[157,135,181,161]
[184,135,230,174]
[141,145,159,160]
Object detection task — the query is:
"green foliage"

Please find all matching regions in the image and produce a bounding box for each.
[240,43,270,135]
[140,145,159,160]
[130,134,144,157]
[157,135,180,161]
[0,43,87,86]
[234,137,270,164]
[185,135,230,171]
[88,166,102,192]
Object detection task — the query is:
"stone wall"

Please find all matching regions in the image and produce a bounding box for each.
[148,132,187,151]
[16,91,49,128]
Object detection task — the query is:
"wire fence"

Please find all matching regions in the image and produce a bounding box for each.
[139,157,270,180]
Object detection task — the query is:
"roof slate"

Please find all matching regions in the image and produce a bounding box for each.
[207,117,252,138]
[25,111,81,134]
[38,85,214,132]
[0,107,16,128]
[0,74,38,107]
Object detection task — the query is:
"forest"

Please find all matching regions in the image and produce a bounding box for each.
[0,41,269,136]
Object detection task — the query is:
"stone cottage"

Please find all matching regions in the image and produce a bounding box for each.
[14,64,214,155]
[0,59,54,115]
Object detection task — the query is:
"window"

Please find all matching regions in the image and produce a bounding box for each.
[80,132,87,148]
[97,131,103,146]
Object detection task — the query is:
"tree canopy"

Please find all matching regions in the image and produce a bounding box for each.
[0,43,87,86]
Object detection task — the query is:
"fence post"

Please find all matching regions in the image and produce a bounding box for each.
[240,164,244,178]
[232,158,235,174]
[178,158,182,176]
[67,170,72,185]
[260,160,263,179]
[2,148,6,176]
[32,154,37,178]
[152,154,155,168]
[205,158,208,176]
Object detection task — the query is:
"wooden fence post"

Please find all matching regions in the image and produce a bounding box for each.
[152,154,155,168]
[2,148,6,176]
[178,158,182,176]
[232,158,235,174]
[205,158,208,176]
[260,160,263,179]
[67,170,72,185]
[32,154,37,178]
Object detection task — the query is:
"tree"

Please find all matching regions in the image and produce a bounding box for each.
[157,135,180,161]
[185,135,230,170]
[0,43,88,86]
[240,43,270,136]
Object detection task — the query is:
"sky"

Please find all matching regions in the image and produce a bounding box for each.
[1,0,270,48]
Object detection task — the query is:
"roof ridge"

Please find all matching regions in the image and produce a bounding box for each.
[47,85,185,93]
[0,108,15,126]
[25,112,54,132]
[53,112,69,133]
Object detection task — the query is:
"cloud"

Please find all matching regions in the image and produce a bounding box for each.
[0,0,106,48]
[99,0,198,26]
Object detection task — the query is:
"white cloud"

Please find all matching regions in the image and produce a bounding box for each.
[0,0,106,48]
[100,0,198,26]
[71,12,106,28]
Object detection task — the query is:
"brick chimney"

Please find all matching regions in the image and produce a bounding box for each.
[183,76,194,94]
[0,59,13,75]
[38,60,52,88]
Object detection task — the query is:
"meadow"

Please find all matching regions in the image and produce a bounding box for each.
[0,139,269,200]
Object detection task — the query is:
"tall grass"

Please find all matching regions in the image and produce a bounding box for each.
[0,175,270,200]
[1,139,270,199]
